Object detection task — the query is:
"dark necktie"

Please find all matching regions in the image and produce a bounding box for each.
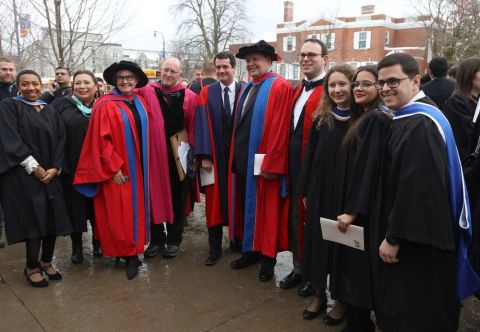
[224,86,232,123]
[302,79,323,91]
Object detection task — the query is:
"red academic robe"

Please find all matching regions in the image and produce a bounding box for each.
[137,82,199,223]
[228,72,294,258]
[73,93,149,257]
[279,84,324,259]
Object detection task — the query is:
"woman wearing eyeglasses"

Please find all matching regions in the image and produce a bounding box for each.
[331,65,391,331]
[298,64,359,324]
[52,70,102,264]
[73,61,150,280]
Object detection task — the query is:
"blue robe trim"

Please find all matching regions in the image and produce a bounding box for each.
[74,183,99,198]
[242,76,275,252]
[119,106,139,245]
[133,96,150,242]
[394,101,480,299]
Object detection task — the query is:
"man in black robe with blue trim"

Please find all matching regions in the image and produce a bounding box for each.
[372,53,480,331]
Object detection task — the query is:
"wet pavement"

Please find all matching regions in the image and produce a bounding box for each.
[0,199,480,331]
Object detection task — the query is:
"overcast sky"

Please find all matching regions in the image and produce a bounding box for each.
[115,0,415,51]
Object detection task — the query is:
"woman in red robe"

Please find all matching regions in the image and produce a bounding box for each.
[74,61,150,280]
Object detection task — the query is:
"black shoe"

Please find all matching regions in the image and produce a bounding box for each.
[71,244,84,264]
[298,281,315,297]
[125,256,141,280]
[24,267,48,288]
[230,254,259,269]
[40,263,62,281]
[92,239,103,258]
[323,313,345,326]
[144,243,164,258]
[258,264,274,282]
[303,297,327,320]
[163,245,180,258]
[279,271,302,289]
[204,250,221,266]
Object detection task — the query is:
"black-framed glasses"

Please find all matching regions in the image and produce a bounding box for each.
[116,75,136,82]
[352,81,375,89]
[375,77,410,90]
[298,52,323,60]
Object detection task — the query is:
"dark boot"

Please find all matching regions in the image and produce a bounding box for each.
[205,235,222,265]
[125,255,141,280]
[92,237,102,257]
[71,233,84,264]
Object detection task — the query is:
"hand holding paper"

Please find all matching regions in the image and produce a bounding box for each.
[320,217,364,251]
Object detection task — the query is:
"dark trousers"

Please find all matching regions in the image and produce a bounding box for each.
[208,225,223,251]
[288,187,302,274]
[25,234,57,269]
[71,217,96,247]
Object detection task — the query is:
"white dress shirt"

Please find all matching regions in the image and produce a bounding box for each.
[293,72,326,129]
[220,81,236,115]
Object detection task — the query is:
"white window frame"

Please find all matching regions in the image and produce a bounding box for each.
[385,31,390,46]
[283,36,296,52]
[307,34,320,40]
[353,31,371,50]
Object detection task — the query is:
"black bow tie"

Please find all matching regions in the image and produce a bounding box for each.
[302,79,323,91]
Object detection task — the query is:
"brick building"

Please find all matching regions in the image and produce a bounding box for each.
[231,2,433,81]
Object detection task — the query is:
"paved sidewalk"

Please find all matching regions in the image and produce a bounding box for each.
[0,202,479,331]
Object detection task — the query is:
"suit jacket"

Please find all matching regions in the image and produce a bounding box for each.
[421,76,455,111]
[0,84,17,101]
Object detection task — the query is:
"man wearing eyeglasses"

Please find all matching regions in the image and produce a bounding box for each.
[371,53,480,331]
[229,40,294,283]
[137,56,199,259]
[279,39,328,299]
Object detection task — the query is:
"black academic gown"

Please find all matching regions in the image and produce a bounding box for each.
[0,98,72,244]
[298,116,349,290]
[51,97,94,233]
[330,110,391,309]
[444,91,477,160]
[370,113,459,332]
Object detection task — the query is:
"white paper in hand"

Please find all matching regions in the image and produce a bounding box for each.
[200,168,215,186]
[320,217,364,251]
[253,154,265,176]
[177,142,191,174]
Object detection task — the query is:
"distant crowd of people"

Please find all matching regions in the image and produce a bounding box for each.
[0,36,479,331]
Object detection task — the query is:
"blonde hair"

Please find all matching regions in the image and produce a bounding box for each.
[314,64,355,129]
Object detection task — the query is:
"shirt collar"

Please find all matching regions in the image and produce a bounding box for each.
[220,80,236,92]
[304,71,326,83]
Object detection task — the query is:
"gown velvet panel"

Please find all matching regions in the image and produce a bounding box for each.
[0,98,72,244]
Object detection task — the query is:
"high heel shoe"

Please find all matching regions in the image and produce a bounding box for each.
[40,263,62,281]
[24,267,48,288]
[125,256,142,280]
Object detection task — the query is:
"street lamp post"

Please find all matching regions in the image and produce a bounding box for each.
[153,30,165,68]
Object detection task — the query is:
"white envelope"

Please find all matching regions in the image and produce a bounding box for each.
[253,153,265,176]
[200,168,215,186]
[320,217,364,251]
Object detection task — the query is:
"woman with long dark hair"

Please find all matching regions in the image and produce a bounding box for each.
[52,70,101,264]
[298,64,358,324]
[332,65,391,331]
[0,69,72,287]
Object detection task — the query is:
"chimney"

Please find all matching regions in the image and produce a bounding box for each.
[284,1,294,22]
[361,5,375,15]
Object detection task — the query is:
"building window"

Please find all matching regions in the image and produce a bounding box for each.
[292,63,300,80]
[320,33,335,50]
[354,31,371,50]
[350,62,358,68]
[283,36,296,52]
[385,31,390,46]
[307,34,320,40]
[329,62,336,69]
[278,63,286,77]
